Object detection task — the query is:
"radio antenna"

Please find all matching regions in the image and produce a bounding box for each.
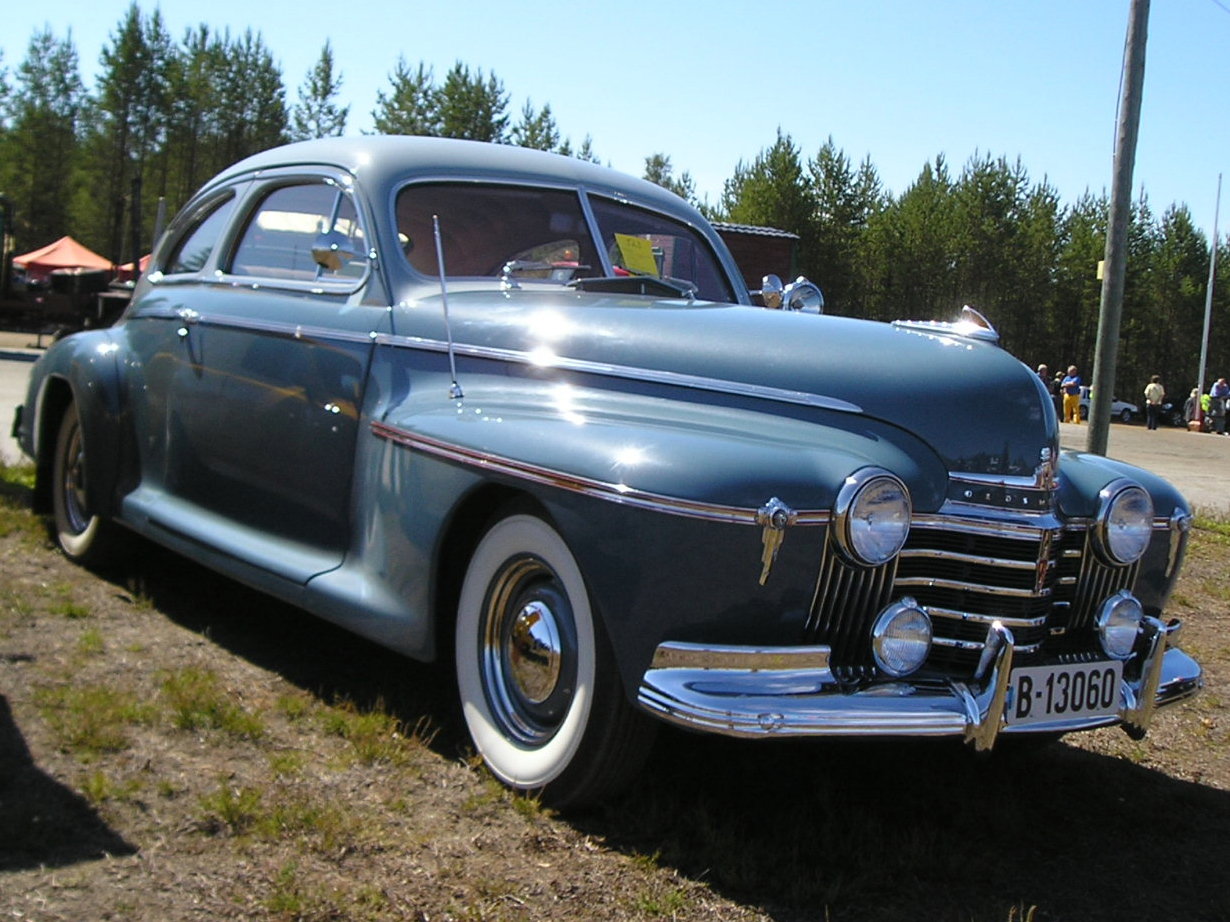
[432,214,464,399]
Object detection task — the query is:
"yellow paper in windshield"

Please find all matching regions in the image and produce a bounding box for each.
[615,234,659,277]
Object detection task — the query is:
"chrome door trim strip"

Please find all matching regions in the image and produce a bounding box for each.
[373,332,864,415]
[371,420,831,527]
[132,309,382,347]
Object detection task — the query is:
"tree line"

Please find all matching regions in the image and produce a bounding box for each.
[0,2,1225,399]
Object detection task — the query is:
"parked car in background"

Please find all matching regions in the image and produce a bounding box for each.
[13,137,1202,806]
[1078,386,1139,423]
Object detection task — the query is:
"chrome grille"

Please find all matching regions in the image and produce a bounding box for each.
[802,512,1137,680]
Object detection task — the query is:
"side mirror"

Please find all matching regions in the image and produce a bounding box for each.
[312,230,361,272]
[755,274,784,309]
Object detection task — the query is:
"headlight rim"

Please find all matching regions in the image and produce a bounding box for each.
[833,468,912,567]
[1094,479,1154,566]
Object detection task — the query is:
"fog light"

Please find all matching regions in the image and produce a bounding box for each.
[1098,590,1144,660]
[872,599,932,677]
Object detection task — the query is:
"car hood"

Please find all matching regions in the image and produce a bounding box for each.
[400,289,1057,480]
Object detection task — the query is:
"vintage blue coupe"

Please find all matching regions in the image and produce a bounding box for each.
[14,137,1202,805]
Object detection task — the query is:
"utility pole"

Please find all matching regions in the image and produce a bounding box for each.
[1088,0,1150,456]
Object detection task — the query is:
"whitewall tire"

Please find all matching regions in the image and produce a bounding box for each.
[455,513,653,807]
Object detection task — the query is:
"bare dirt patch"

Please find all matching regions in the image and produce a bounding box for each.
[1,472,1228,922]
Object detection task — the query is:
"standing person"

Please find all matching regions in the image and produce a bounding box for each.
[1143,375,1165,430]
[1061,365,1082,424]
[1037,364,1061,418]
[1211,378,1230,435]
[1184,387,1201,430]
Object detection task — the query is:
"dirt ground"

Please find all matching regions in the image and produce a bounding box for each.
[1,476,1229,921]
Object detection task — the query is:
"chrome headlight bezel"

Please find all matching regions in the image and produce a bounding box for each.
[1095,480,1154,565]
[1097,589,1145,660]
[871,598,933,677]
[833,469,912,567]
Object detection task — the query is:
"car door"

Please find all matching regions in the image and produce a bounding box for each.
[135,174,390,582]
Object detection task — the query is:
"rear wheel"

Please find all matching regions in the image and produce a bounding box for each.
[51,402,122,566]
[455,514,654,807]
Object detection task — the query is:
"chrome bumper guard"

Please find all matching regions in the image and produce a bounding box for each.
[636,618,1202,750]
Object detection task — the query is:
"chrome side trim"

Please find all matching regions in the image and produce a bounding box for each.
[134,309,382,347]
[371,421,831,527]
[373,332,864,415]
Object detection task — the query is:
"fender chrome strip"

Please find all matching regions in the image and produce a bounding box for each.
[370,420,831,527]
[372,332,863,415]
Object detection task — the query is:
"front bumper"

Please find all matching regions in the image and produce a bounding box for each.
[637,617,1202,750]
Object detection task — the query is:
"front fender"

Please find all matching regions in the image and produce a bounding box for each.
[1057,449,1191,614]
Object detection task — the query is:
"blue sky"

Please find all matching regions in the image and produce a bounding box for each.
[3,0,1229,236]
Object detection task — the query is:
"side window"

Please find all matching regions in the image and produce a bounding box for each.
[163,194,236,275]
[229,182,368,284]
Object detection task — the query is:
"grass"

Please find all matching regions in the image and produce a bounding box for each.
[159,666,265,739]
[319,696,436,767]
[33,682,158,758]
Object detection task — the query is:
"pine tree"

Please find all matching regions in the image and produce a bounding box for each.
[510,100,560,151]
[291,41,348,141]
[372,58,438,136]
[2,28,85,250]
[437,63,508,142]
[644,153,696,203]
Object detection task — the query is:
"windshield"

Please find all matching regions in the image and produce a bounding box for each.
[586,196,734,303]
[395,182,734,301]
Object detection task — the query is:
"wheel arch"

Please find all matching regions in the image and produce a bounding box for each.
[431,483,553,662]
[31,376,75,515]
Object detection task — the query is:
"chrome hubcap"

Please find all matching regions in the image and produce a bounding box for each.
[61,425,90,534]
[481,555,576,745]
[508,600,562,704]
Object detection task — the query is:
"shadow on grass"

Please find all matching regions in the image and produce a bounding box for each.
[0,695,136,872]
[103,543,1229,922]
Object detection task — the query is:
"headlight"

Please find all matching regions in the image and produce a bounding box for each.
[1095,481,1154,565]
[1097,590,1144,659]
[834,469,912,566]
[872,599,932,677]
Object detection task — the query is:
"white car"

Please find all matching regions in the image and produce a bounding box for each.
[1079,386,1138,423]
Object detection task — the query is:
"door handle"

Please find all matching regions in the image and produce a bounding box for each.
[176,308,200,337]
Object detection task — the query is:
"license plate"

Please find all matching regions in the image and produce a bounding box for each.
[1007,661,1123,726]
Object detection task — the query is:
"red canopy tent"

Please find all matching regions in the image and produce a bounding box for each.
[115,253,151,282]
[13,236,113,282]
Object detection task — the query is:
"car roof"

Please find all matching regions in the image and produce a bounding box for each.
[208,136,701,221]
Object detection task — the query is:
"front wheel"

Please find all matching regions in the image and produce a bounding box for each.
[455,514,654,807]
[51,402,122,566]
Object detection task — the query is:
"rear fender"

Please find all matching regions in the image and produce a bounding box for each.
[28,331,128,518]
